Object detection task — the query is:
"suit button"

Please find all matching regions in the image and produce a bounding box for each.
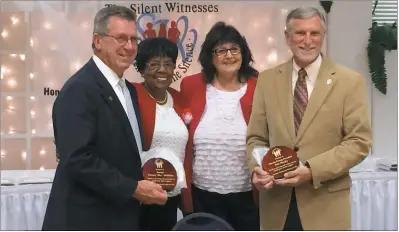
[294,147,299,152]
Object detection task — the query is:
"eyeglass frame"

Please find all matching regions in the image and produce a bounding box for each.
[212,47,241,57]
[146,61,176,72]
[101,34,139,46]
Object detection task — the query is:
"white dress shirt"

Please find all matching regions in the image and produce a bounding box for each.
[92,55,128,113]
[92,55,142,152]
[292,54,322,99]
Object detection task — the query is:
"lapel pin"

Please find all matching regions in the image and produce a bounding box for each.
[108,96,113,101]
[327,79,332,85]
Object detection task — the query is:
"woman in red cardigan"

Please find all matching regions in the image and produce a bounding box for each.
[132,37,188,231]
[180,21,260,230]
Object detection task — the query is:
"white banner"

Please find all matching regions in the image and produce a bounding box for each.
[0,1,321,170]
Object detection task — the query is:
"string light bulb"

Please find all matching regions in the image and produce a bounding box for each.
[1,149,6,158]
[21,151,26,160]
[49,43,58,51]
[11,16,19,25]
[7,78,17,88]
[42,59,50,68]
[267,37,274,44]
[252,22,260,29]
[1,66,10,75]
[267,51,278,64]
[1,29,9,38]
[81,21,89,29]
[43,21,52,30]
[40,148,47,156]
[70,61,82,73]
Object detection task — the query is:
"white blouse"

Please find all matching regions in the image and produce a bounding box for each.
[193,84,252,194]
[150,91,188,164]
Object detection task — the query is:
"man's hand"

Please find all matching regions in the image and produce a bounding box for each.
[275,166,312,187]
[133,180,167,205]
[252,166,275,190]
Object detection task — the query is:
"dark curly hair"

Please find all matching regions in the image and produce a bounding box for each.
[198,21,258,83]
[135,37,178,72]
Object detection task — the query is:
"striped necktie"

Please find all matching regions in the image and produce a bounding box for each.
[118,79,142,153]
[293,68,308,135]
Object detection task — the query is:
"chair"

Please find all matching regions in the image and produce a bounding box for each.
[172,212,234,231]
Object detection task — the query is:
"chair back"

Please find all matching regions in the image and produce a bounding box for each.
[172,212,234,231]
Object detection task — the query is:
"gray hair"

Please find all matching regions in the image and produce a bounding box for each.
[285,7,326,32]
[92,5,137,49]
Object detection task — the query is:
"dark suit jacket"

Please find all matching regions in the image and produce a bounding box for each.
[179,73,258,213]
[42,58,144,230]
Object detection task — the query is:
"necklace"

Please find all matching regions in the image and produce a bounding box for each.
[144,84,168,105]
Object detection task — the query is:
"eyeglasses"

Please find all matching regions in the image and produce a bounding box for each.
[213,47,241,57]
[147,61,175,71]
[103,34,138,46]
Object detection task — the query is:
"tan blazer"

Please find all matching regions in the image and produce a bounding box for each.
[246,57,372,230]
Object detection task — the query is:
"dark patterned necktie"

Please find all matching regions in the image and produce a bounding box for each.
[293,68,308,135]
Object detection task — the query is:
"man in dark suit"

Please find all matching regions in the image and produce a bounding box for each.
[42,6,167,230]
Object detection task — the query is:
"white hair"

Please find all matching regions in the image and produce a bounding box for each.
[285,7,326,31]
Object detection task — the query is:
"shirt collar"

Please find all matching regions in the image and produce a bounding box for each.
[92,54,123,88]
[293,54,322,81]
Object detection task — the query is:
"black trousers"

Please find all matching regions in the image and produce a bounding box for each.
[283,189,303,231]
[192,185,260,231]
[139,195,180,231]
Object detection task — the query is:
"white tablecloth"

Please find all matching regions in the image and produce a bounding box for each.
[350,172,397,230]
[1,171,397,230]
[1,184,51,231]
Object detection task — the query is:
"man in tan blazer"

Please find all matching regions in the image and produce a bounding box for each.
[246,7,372,230]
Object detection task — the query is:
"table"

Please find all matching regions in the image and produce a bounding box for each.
[1,171,397,230]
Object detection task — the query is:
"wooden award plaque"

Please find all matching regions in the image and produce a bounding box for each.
[142,158,178,191]
[262,146,299,179]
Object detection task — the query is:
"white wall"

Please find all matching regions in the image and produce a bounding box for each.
[327,1,373,108]
[371,51,398,160]
[327,1,398,160]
